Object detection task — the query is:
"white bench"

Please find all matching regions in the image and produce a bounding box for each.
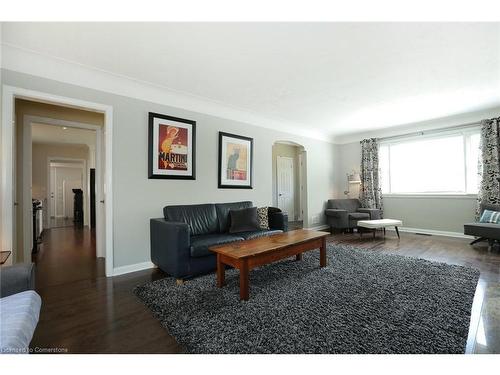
[357,219,403,239]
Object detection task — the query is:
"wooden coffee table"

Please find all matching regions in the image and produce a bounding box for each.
[209,229,329,301]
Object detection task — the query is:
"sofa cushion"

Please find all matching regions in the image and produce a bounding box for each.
[190,234,244,258]
[464,223,500,240]
[164,204,218,236]
[238,229,283,240]
[257,207,270,230]
[229,207,261,234]
[348,212,370,221]
[0,290,41,354]
[215,201,253,233]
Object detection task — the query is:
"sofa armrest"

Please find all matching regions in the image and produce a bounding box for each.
[150,218,190,278]
[268,207,288,232]
[357,208,381,220]
[324,209,349,228]
[0,263,35,298]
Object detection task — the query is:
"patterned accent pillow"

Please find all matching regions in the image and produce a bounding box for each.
[257,207,270,230]
[479,209,500,224]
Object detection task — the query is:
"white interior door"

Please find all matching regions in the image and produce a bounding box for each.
[49,166,56,220]
[96,128,105,259]
[52,165,83,218]
[298,151,305,221]
[56,181,64,217]
[277,156,294,221]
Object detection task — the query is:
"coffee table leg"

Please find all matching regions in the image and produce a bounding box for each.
[320,237,327,267]
[295,253,303,261]
[240,260,249,301]
[217,254,225,287]
[395,226,400,239]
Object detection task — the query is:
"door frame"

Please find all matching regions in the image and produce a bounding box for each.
[28,115,104,226]
[276,155,295,221]
[47,158,86,225]
[298,151,306,221]
[1,85,114,276]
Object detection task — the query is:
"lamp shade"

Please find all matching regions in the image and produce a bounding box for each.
[348,173,361,183]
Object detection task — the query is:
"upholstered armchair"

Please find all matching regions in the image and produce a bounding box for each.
[325,199,381,234]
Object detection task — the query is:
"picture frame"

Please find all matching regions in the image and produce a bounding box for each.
[218,132,253,189]
[148,112,196,180]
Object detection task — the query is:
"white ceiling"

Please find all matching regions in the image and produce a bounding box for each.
[32,123,96,147]
[3,22,500,141]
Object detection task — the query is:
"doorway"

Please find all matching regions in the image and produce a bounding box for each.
[272,141,307,229]
[47,159,86,228]
[1,86,113,277]
[277,156,295,220]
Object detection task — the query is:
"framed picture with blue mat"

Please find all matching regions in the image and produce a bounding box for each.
[218,132,253,189]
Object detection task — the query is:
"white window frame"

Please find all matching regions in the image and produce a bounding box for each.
[380,127,480,199]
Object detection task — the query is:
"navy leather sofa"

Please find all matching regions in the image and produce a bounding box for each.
[150,201,288,281]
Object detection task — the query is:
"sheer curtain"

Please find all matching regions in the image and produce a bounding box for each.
[476,117,500,219]
[359,138,383,216]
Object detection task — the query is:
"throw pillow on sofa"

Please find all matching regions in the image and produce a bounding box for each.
[479,209,500,224]
[229,207,261,233]
[257,207,270,230]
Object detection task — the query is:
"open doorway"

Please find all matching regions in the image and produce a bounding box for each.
[46,158,86,229]
[2,86,113,276]
[272,141,308,229]
[5,96,108,286]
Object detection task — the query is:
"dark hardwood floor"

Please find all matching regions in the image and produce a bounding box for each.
[30,226,500,354]
[288,221,303,230]
[31,226,181,353]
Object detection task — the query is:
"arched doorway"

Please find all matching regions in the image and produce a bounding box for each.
[272,141,308,229]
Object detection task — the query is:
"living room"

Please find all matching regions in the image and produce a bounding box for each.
[1,1,500,373]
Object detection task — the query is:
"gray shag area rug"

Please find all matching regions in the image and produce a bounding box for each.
[134,244,480,354]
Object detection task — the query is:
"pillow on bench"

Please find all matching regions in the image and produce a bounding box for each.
[479,209,500,224]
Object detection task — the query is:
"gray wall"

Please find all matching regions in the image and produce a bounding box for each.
[335,141,476,233]
[2,69,338,268]
[383,195,476,233]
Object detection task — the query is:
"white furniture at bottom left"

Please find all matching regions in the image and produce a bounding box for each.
[0,263,41,354]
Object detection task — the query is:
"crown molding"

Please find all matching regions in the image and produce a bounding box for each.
[1,43,334,143]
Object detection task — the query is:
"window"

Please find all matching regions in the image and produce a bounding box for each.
[379,130,480,195]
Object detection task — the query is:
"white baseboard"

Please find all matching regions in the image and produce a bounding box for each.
[306,224,472,239]
[387,226,473,239]
[112,261,156,277]
[305,224,330,231]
